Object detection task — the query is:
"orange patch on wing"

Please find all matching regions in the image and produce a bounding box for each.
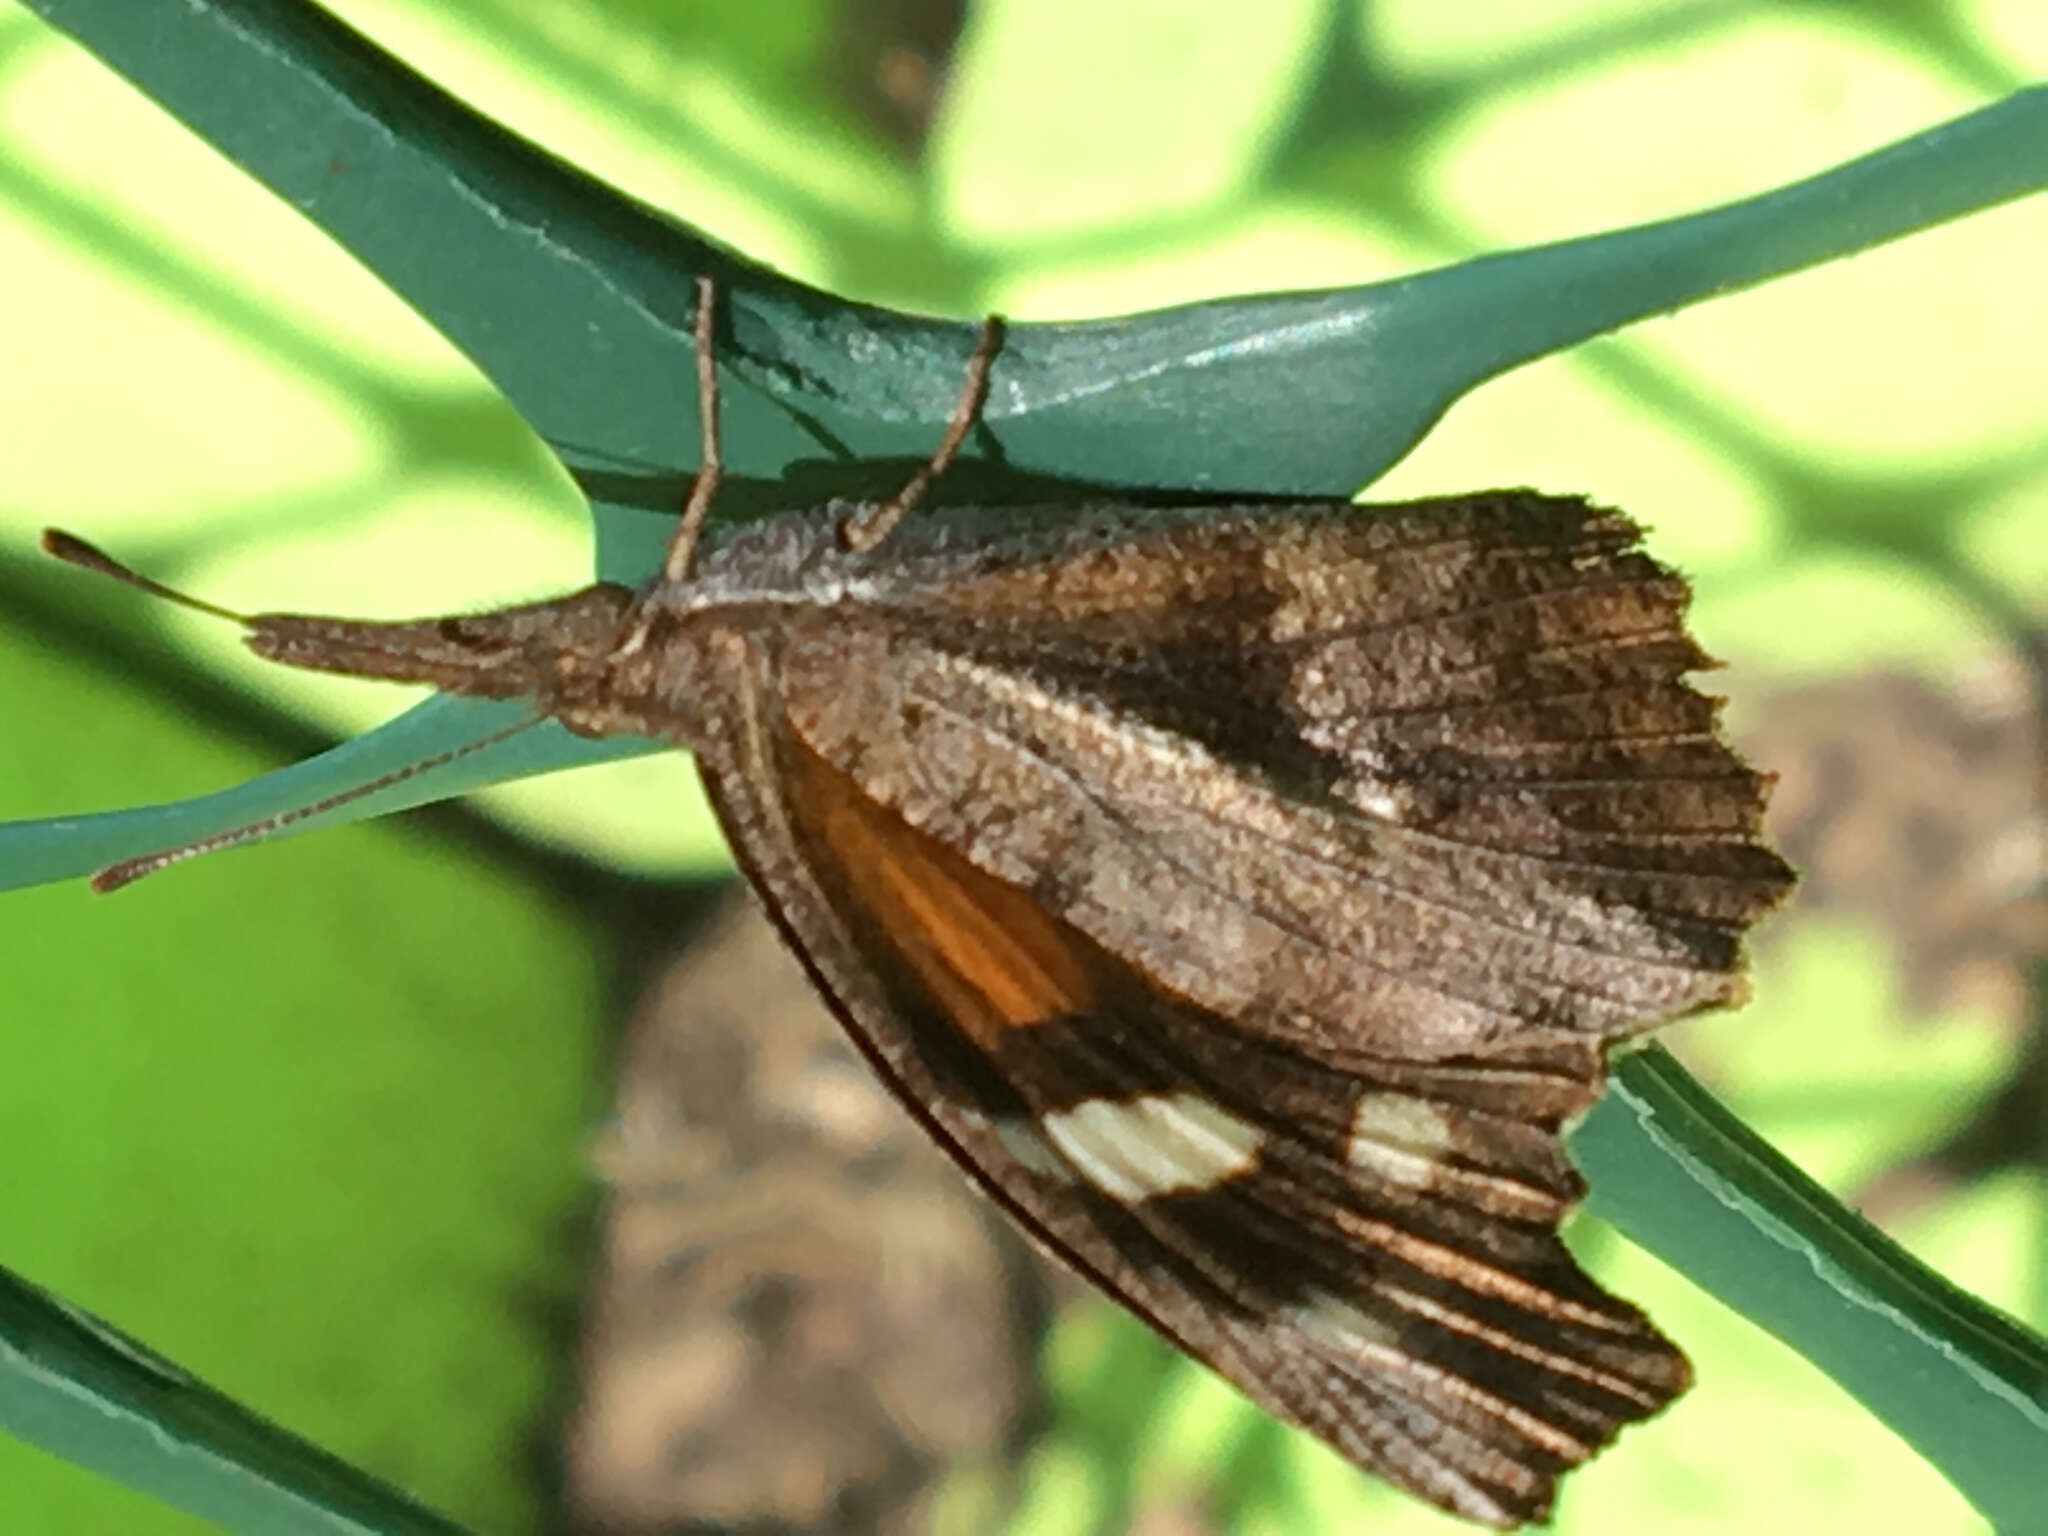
[785,735,1096,1049]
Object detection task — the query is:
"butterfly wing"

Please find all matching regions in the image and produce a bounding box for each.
[695,716,1686,1528]
[682,492,1790,1525]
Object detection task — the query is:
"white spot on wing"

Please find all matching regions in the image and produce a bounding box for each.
[1347,1093,1453,1188]
[1042,1092,1264,1202]
[994,1117,1077,1183]
[1347,780,1407,822]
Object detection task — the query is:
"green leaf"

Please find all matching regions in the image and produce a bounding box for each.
[1579,1047,2048,1534]
[0,1267,465,1535]
[3,0,2043,887]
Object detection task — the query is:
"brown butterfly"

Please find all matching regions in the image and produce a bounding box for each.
[47,275,1793,1527]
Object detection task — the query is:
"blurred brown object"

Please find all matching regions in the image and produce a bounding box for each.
[829,0,966,154]
[564,893,1051,1534]
[1740,658,2046,1215]
[1748,661,2044,1026]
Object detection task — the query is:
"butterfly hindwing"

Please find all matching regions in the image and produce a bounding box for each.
[695,705,1687,1528]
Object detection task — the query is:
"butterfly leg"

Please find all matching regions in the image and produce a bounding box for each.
[839,313,1006,552]
[656,271,726,586]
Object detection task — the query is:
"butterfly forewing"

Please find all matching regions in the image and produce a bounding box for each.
[746,495,1789,1061]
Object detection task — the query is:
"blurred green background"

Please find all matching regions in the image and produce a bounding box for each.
[1,1,2043,1532]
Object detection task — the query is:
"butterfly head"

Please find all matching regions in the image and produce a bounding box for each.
[239,581,633,702]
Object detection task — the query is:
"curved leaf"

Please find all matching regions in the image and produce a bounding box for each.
[0,1266,463,1536]
[2,0,2043,885]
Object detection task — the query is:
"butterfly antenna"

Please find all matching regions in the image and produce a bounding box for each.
[41,528,253,624]
[90,715,543,893]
